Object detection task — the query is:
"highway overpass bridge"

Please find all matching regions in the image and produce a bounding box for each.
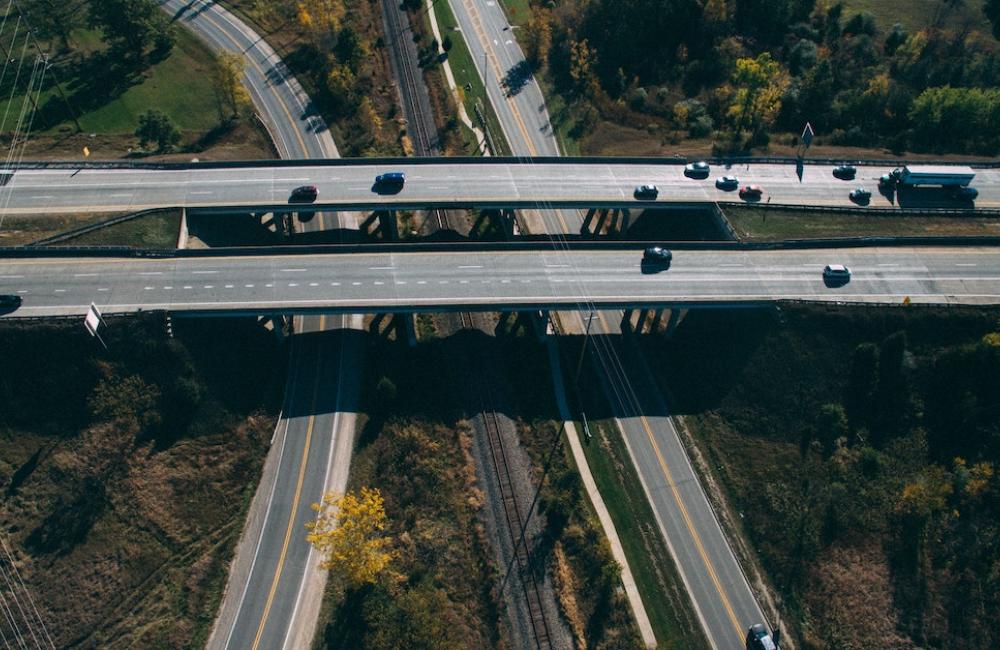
[1,158,999,216]
[1,246,998,320]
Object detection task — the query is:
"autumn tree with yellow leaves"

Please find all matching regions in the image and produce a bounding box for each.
[724,52,789,142]
[306,487,393,588]
[213,52,251,120]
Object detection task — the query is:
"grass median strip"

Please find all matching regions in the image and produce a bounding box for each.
[723,204,1000,241]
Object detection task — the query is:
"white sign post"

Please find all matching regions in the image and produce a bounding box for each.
[84,303,107,349]
[801,122,815,149]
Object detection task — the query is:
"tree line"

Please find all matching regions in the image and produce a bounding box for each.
[523,0,1000,154]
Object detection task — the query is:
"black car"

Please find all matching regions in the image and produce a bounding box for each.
[684,161,711,178]
[374,171,406,194]
[642,246,672,267]
[634,184,659,200]
[849,187,871,204]
[289,185,318,202]
[0,294,22,310]
[833,164,857,180]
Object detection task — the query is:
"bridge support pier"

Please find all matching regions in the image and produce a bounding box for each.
[361,210,399,240]
[495,310,548,340]
[370,312,416,346]
[663,308,688,338]
[259,315,290,341]
[581,208,630,237]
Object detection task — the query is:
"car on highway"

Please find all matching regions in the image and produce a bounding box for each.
[745,623,777,650]
[684,161,711,178]
[641,246,672,270]
[823,264,851,285]
[715,175,739,190]
[0,294,22,311]
[833,164,857,180]
[375,171,406,188]
[849,187,871,204]
[739,184,763,200]
[951,186,979,200]
[289,185,318,202]
[634,184,659,200]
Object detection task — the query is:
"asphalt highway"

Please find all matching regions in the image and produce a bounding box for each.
[3,161,998,215]
[158,3,357,650]
[2,248,998,318]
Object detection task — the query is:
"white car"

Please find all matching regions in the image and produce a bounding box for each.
[715,175,739,190]
[823,264,851,282]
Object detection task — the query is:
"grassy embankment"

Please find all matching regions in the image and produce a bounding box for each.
[0,315,286,647]
[314,329,643,648]
[0,21,272,160]
[723,204,1000,241]
[637,305,1000,648]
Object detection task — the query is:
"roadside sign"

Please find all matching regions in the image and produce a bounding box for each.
[84,303,107,348]
[801,122,814,148]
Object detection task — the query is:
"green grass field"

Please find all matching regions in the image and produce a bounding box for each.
[724,205,1000,241]
[0,26,220,137]
[56,209,182,248]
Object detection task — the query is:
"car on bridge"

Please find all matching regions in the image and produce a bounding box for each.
[289,185,318,202]
[833,164,857,180]
[374,171,406,193]
[739,184,763,200]
[715,175,739,190]
[641,246,672,271]
[0,294,22,311]
[849,187,871,204]
[823,264,851,285]
[634,184,659,200]
[684,161,711,178]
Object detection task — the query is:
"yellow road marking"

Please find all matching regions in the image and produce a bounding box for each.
[638,415,744,640]
[250,321,325,648]
[460,0,538,156]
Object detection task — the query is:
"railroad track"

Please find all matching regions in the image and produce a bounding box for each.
[379,0,447,230]
[459,312,554,650]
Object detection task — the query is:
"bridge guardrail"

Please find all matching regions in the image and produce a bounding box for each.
[3,155,998,172]
[3,236,1000,260]
[717,201,1000,218]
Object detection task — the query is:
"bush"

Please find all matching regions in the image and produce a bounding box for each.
[135,109,180,151]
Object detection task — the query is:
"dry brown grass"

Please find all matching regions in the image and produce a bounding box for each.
[552,542,587,649]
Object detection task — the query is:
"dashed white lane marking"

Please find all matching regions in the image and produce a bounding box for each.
[245,284,254,287]
[719,264,743,267]
[396,281,406,285]
[879,263,899,267]
[140,271,163,275]
[29,195,53,199]
[16,290,27,293]
[265,283,274,287]
[145,286,155,290]
[0,275,24,279]
[98,288,109,292]
[352,281,362,286]
[184,286,193,289]
[281,268,307,272]
[460,280,469,284]
[74,273,98,277]
[54,289,65,293]
[108,193,131,198]
[956,263,977,267]
[204,285,214,289]
[330,282,340,286]
[189,191,214,195]
[459,265,483,269]
[369,266,395,270]
[417,280,427,284]
[545,264,570,268]
[164,286,173,290]
[374,281,385,285]
[225,284,234,288]
[309,282,318,286]
[192,270,217,275]
[288,283,299,287]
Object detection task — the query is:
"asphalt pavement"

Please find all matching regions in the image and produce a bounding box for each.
[155,3,360,650]
[4,160,997,215]
[2,247,998,319]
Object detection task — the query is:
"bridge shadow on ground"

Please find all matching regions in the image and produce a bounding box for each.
[281,328,365,419]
